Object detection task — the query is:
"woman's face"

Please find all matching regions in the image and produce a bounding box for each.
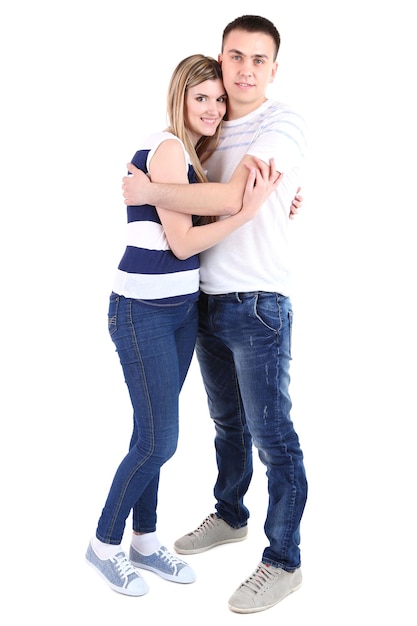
[184,78,227,144]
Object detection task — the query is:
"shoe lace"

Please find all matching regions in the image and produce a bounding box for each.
[112,552,138,580]
[192,514,217,537]
[157,546,184,567]
[241,563,278,593]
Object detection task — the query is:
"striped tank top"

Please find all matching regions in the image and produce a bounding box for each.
[112,132,200,303]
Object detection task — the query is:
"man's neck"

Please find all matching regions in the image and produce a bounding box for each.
[225,96,268,121]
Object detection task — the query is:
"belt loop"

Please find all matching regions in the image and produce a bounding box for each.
[236,292,242,303]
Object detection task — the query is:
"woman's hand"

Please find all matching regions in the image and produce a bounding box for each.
[240,158,282,219]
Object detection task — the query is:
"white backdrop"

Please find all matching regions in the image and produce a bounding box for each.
[1,1,416,624]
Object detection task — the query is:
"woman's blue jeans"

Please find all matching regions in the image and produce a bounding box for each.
[96,294,198,544]
[195,291,308,571]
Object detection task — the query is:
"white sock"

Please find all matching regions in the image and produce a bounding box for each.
[131,531,161,556]
[91,536,121,560]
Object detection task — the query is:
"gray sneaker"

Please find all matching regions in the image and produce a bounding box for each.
[174,513,248,555]
[228,562,302,613]
[85,543,149,596]
[129,544,196,583]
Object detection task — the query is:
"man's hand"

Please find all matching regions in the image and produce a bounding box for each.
[289,187,303,219]
[122,163,151,205]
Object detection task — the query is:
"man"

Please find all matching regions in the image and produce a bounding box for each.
[122,15,308,614]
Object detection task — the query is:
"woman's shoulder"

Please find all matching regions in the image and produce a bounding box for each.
[130,132,190,174]
[147,132,191,169]
[144,130,184,150]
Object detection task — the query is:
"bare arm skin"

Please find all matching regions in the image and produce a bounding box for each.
[122,153,276,217]
[149,140,281,260]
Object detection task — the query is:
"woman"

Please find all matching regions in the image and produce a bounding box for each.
[85,54,280,597]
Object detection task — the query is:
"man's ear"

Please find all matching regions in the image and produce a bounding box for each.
[218,53,223,66]
[270,61,278,83]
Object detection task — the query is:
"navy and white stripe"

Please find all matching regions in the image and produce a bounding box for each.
[113,132,200,303]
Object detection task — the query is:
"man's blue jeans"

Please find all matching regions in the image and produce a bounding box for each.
[195,291,307,571]
[96,294,198,545]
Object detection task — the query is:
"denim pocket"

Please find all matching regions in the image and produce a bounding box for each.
[254,294,293,356]
[108,293,119,336]
[253,293,280,333]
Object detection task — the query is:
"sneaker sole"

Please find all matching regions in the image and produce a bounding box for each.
[174,532,248,555]
[228,582,302,614]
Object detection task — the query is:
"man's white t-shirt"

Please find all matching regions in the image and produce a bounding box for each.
[199,99,307,296]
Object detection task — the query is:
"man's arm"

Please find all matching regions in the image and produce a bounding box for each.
[122,155,275,217]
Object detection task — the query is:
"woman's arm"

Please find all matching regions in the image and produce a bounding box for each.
[150,140,281,260]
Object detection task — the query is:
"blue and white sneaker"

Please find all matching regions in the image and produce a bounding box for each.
[86,543,149,596]
[129,544,196,583]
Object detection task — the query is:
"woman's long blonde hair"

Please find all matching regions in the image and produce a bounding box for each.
[166,54,224,185]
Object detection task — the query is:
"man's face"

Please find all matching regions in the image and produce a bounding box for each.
[219,29,278,116]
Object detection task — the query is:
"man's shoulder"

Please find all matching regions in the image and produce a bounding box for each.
[263,99,305,123]
[260,100,307,141]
